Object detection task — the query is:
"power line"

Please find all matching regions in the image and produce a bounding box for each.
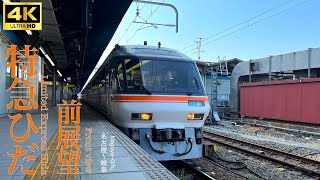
[181,0,297,52]
[117,2,147,44]
[126,0,166,43]
[186,0,310,55]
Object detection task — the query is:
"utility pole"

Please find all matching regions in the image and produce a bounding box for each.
[195,38,203,60]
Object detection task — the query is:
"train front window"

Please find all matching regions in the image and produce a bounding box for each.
[124,58,205,95]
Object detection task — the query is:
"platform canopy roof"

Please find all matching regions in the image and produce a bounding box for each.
[32,0,132,87]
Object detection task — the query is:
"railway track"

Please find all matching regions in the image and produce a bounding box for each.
[203,129,320,179]
[202,156,265,180]
[228,119,320,137]
[161,160,215,180]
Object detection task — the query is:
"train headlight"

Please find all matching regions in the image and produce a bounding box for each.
[187,113,194,120]
[131,113,152,120]
[187,113,204,120]
[141,113,152,120]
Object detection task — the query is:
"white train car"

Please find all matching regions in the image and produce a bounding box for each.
[82,44,210,161]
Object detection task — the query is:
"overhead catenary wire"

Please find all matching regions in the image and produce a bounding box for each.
[117,2,147,44]
[180,0,302,52]
[126,0,166,43]
[181,0,297,52]
[186,0,311,55]
[81,1,163,93]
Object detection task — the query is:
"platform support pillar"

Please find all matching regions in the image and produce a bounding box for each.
[60,80,63,103]
[52,67,57,106]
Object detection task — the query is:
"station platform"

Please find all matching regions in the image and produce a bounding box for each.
[0,102,178,180]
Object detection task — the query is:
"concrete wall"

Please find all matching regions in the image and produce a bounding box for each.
[47,84,73,102]
[205,75,231,106]
[230,48,320,115]
[217,77,230,95]
[47,85,61,101]
[0,33,42,115]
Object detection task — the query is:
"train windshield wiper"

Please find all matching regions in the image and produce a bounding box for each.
[187,76,199,96]
[194,77,200,90]
[140,85,152,95]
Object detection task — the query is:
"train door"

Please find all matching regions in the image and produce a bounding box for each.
[108,58,125,117]
[107,60,118,117]
[104,65,109,110]
[97,73,103,106]
[106,64,112,117]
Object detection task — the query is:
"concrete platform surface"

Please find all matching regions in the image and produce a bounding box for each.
[0,102,178,180]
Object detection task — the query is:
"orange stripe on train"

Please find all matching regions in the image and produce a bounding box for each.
[111,95,209,103]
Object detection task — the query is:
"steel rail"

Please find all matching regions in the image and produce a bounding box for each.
[203,130,320,179]
[179,160,216,180]
[162,160,215,180]
[202,156,264,180]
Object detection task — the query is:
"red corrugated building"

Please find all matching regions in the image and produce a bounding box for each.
[240,78,320,124]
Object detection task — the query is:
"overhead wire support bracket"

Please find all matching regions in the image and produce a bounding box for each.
[134,21,175,27]
[133,0,179,33]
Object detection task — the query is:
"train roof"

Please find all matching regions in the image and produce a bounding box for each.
[111,45,193,61]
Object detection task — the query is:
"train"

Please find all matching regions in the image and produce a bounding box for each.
[81,44,210,161]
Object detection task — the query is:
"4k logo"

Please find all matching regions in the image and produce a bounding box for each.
[3,2,42,30]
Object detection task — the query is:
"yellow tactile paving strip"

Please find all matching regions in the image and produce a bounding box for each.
[26,129,79,180]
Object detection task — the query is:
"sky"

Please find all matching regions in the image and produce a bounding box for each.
[82,0,320,90]
[115,0,319,61]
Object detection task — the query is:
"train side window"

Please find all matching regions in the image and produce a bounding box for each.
[97,71,104,89]
[110,59,124,92]
[125,59,143,90]
[101,68,106,88]
[117,63,125,91]
[108,65,113,89]
[110,69,116,91]
[105,64,109,87]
